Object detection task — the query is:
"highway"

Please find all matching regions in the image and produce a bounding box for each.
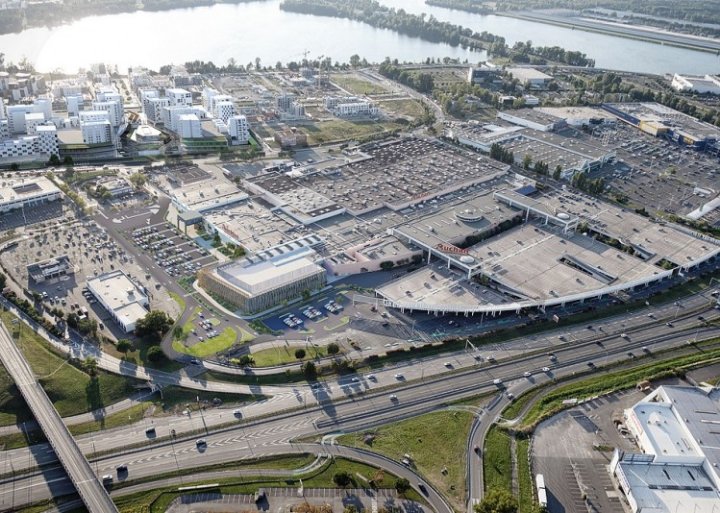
[502,11,720,53]
[1,301,718,510]
[0,322,119,513]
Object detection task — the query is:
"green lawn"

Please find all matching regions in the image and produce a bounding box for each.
[483,425,512,494]
[0,311,138,427]
[112,456,411,513]
[338,410,473,510]
[332,75,389,95]
[517,438,536,513]
[168,291,186,315]
[379,99,427,119]
[251,345,329,367]
[172,326,238,357]
[301,119,402,145]
[520,343,720,430]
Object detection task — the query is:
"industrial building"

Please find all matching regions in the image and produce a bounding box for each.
[671,73,720,95]
[198,246,326,315]
[505,67,553,88]
[27,255,74,283]
[497,108,567,132]
[86,270,149,333]
[0,177,62,214]
[602,102,720,151]
[611,386,720,513]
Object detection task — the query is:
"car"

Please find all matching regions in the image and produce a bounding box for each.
[548,354,557,362]
[642,346,650,353]
[506,392,515,400]
[233,409,242,417]
[254,489,266,503]
[195,439,206,447]
[116,464,128,473]
[145,427,156,436]
[417,483,428,495]
[389,394,398,401]
[493,378,503,386]
[587,361,595,368]
[443,362,452,368]
[367,374,376,381]
[542,367,550,373]
[351,377,359,382]
[102,474,113,483]
[394,373,404,380]
[666,321,674,327]
[523,371,532,378]
[621,333,628,339]
[474,445,481,454]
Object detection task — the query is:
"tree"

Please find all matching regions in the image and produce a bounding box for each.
[553,165,562,180]
[63,156,74,167]
[473,488,518,513]
[327,342,340,355]
[82,357,98,376]
[379,261,394,270]
[116,339,133,354]
[172,325,184,340]
[394,477,411,494]
[302,361,317,379]
[0,272,5,290]
[128,172,146,188]
[9,163,18,171]
[47,154,61,166]
[522,154,532,170]
[333,471,352,487]
[301,289,311,301]
[350,54,361,68]
[294,348,306,359]
[135,310,173,340]
[147,346,164,363]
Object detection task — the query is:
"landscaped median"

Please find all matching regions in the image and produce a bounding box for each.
[171,307,253,358]
[110,455,417,513]
[337,409,476,511]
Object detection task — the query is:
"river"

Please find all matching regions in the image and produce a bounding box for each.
[0,0,718,74]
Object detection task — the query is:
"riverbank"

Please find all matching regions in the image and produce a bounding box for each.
[496,10,720,55]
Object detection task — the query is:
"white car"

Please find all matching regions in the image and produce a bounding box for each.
[394,373,404,380]
[542,367,550,373]
[523,371,532,378]
[493,378,502,385]
[389,394,398,401]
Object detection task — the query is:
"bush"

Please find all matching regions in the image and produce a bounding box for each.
[327,342,340,355]
[394,477,410,494]
[294,348,306,359]
[333,471,352,487]
[147,346,164,363]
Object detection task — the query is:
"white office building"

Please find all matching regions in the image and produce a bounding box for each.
[332,101,378,118]
[7,104,36,134]
[177,114,202,139]
[145,97,169,125]
[86,270,149,333]
[24,112,45,135]
[167,88,192,107]
[33,98,52,120]
[81,120,112,145]
[228,115,250,145]
[0,177,62,213]
[66,94,83,117]
[213,99,235,124]
[202,87,219,111]
[161,106,207,132]
[611,386,720,513]
[92,100,123,127]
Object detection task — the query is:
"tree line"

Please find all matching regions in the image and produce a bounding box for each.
[279,0,595,67]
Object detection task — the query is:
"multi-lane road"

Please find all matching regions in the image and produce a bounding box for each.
[0,322,118,513]
[1,296,718,511]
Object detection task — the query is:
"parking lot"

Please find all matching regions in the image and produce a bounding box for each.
[0,200,69,232]
[128,221,216,280]
[2,218,179,342]
[589,123,719,218]
[532,387,664,513]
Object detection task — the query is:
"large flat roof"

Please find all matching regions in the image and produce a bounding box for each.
[216,247,324,297]
[0,177,60,205]
[87,270,148,326]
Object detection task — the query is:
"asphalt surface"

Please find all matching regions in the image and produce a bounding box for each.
[0,323,118,513]
[2,298,719,510]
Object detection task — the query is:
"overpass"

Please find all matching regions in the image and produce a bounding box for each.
[0,321,119,513]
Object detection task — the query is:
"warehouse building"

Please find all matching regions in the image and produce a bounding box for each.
[86,270,149,333]
[0,177,62,214]
[611,386,720,513]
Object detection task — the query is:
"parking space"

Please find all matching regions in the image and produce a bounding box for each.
[3,218,178,342]
[0,200,68,232]
[262,294,348,333]
[532,387,658,513]
[129,222,216,280]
